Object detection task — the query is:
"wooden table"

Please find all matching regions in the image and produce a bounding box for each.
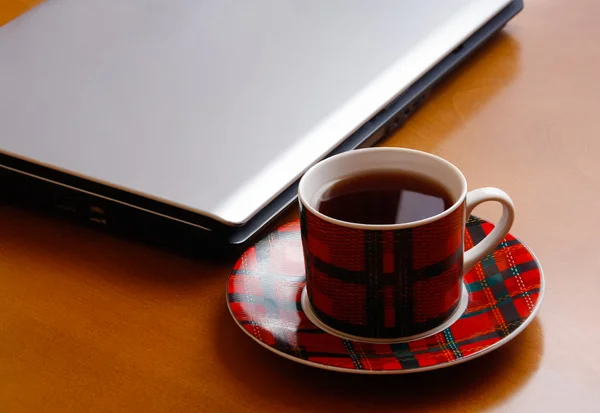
[1,1,599,412]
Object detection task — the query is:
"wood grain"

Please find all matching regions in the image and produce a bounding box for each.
[1,1,599,412]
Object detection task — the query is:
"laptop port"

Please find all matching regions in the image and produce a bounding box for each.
[88,204,108,226]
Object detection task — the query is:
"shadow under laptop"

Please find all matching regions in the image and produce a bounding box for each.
[215,304,543,413]
[0,204,230,289]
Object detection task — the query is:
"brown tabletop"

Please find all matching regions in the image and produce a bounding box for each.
[1,1,599,412]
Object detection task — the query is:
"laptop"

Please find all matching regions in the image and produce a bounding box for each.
[0,0,523,252]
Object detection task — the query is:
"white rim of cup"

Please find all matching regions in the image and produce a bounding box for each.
[298,148,468,230]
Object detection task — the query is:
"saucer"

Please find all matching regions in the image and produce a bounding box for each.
[226,216,544,374]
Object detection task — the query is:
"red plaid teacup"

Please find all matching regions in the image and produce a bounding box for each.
[298,148,515,341]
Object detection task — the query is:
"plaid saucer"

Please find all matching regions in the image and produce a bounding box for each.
[227,217,544,373]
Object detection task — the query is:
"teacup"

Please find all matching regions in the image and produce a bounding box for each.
[298,148,514,341]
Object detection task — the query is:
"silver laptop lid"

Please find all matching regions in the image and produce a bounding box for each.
[0,0,510,226]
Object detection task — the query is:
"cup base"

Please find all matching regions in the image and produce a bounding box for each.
[300,284,469,344]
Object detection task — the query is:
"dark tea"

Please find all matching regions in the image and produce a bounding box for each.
[316,169,453,225]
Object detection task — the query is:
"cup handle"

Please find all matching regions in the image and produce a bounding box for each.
[463,187,515,274]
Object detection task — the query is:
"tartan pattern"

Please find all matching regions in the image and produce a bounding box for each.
[228,216,542,372]
[300,203,465,338]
